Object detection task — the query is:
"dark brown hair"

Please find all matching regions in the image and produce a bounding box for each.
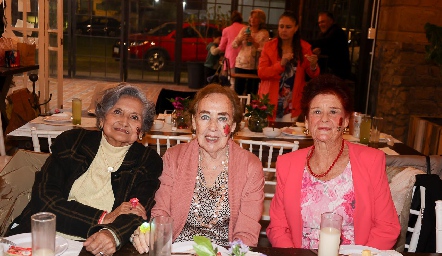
[231,10,243,23]
[277,10,303,63]
[189,84,243,133]
[301,74,354,118]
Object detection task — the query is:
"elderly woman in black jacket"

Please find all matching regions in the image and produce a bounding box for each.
[6,84,163,256]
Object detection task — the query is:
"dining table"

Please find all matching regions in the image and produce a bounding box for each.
[76,243,441,256]
[147,119,423,156]
[6,114,422,156]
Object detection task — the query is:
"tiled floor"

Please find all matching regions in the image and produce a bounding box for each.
[11,76,196,112]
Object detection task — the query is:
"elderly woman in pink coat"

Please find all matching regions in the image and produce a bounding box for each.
[131,84,265,253]
[267,74,400,250]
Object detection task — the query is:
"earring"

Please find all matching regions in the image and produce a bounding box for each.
[138,133,144,141]
[99,124,103,130]
[304,128,309,135]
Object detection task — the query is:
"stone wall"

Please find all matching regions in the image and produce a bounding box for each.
[372,1,442,143]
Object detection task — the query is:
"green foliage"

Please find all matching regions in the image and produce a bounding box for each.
[193,236,218,256]
[424,22,442,69]
[244,94,276,119]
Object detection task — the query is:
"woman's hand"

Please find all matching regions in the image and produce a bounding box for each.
[131,226,150,254]
[305,54,318,69]
[281,52,294,66]
[84,229,116,256]
[102,202,147,224]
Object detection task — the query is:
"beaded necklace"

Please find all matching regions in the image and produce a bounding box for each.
[306,139,345,178]
[193,146,229,229]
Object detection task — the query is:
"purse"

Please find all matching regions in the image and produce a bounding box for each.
[207,58,231,87]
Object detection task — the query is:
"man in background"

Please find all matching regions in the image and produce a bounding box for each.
[310,11,351,80]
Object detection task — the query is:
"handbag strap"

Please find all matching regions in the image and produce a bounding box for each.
[425,155,431,175]
[223,58,231,78]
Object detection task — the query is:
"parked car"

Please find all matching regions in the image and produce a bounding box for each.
[112,22,221,71]
[76,17,121,37]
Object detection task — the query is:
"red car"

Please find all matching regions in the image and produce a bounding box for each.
[113,22,221,71]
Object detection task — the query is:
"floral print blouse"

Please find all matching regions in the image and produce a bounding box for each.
[232,27,269,70]
[300,161,356,249]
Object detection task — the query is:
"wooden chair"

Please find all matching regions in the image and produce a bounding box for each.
[238,94,251,106]
[238,94,251,115]
[145,134,193,156]
[30,127,64,153]
[0,150,50,235]
[0,113,12,170]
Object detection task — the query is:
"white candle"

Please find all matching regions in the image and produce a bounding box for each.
[33,249,55,256]
[318,227,341,256]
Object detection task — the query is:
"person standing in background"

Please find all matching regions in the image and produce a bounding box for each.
[258,11,319,122]
[309,11,351,80]
[218,11,246,89]
[232,9,269,96]
[204,30,222,85]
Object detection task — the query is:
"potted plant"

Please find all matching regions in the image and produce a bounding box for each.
[424,22,442,72]
[244,94,275,132]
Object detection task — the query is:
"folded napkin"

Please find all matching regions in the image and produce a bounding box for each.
[52,112,72,117]
[381,250,403,256]
[64,239,84,256]
[379,147,399,155]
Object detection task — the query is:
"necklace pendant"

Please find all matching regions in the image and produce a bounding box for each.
[107,166,114,172]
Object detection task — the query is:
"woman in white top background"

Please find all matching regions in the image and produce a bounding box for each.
[232,9,269,96]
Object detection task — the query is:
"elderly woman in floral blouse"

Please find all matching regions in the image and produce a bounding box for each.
[131,84,265,254]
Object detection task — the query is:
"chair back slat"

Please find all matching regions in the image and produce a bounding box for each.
[146,134,193,156]
[30,127,64,153]
[234,139,299,223]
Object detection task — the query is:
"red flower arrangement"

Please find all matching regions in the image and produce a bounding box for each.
[244,94,275,119]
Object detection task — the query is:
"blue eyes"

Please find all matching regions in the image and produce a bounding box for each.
[200,115,228,122]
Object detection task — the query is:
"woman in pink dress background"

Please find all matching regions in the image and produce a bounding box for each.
[218,10,245,88]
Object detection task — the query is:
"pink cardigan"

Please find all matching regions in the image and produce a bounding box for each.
[152,139,264,246]
[266,141,400,250]
[218,22,245,69]
[258,38,320,119]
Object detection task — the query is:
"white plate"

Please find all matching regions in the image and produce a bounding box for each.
[172,241,229,256]
[281,127,311,138]
[43,116,72,123]
[339,245,382,256]
[5,233,68,256]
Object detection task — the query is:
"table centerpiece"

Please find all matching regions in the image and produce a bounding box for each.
[168,96,192,129]
[244,94,275,132]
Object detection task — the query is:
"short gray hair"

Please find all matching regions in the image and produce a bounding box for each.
[95,83,155,133]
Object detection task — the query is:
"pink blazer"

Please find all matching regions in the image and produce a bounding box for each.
[258,38,320,119]
[218,22,246,69]
[152,139,264,246]
[266,141,400,250]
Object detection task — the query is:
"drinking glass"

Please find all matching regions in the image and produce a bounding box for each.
[31,212,56,256]
[149,216,173,256]
[359,115,371,144]
[369,116,384,145]
[72,98,82,125]
[318,212,343,256]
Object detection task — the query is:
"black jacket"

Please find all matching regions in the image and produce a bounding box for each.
[7,129,163,249]
[310,24,351,79]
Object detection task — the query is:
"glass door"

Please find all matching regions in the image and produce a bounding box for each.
[6,0,64,111]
